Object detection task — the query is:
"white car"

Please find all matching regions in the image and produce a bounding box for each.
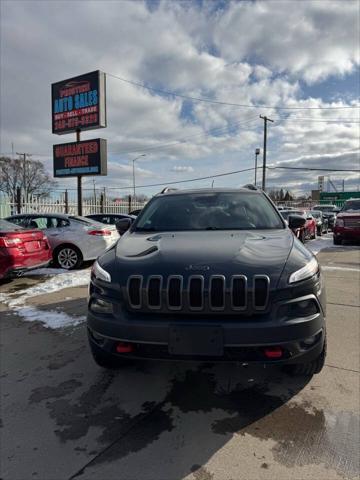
[6,213,119,269]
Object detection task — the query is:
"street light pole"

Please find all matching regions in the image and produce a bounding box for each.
[132,154,146,200]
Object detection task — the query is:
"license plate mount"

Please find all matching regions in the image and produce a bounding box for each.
[168,325,223,356]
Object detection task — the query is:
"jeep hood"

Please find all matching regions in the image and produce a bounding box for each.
[113,229,295,287]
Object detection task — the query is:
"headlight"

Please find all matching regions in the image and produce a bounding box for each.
[92,260,111,282]
[335,218,344,227]
[289,257,319,284]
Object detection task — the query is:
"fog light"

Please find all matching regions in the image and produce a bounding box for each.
[302,334,317,346]
[90,298,113,315]
[264,347,283,359]
[116,342,134,353]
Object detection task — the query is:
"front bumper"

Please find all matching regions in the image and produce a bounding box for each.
[87,306,325,365]
[334,227,360,242]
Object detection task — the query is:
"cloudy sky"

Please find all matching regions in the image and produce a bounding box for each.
[1,0,359,198]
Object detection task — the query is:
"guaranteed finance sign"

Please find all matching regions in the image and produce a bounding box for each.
[53,139,107,177]
[51,70,106,135]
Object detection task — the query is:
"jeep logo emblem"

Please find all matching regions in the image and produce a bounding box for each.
[185,264,210,271]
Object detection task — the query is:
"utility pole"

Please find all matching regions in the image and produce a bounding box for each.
[259,115,274,191]
[255,148,260,186]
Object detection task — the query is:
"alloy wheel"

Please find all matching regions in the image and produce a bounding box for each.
[58,248,78,269]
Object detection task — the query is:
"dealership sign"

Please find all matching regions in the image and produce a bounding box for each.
[52,70,106,135]
[53,139,107,177]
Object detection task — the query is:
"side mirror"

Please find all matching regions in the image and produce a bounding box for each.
[288,215,306,229]
[115,218,133,235]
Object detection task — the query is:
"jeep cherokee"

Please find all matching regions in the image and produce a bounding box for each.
[87,187,326,375]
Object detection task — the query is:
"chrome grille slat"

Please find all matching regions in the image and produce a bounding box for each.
[126,273,269,312]
[188,275,204,310]
[127,275,143,309]
[253,275,270,310]
[147,275,163,309]
[167,275,183,310]
[210,275,226,310]
[231,275,247,310]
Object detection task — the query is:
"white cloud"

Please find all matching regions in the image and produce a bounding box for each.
[171,166,194,173]
[212,0,359,84]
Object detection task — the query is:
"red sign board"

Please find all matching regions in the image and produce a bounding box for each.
[53,139,107,177]
[51,70,106,135]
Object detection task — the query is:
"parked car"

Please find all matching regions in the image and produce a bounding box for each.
[333,199,360,245]
[86,213,136,234]
[309,210,328,236]
[313,205,339,231]
[302,211,316,240]
[6,213,119,269]
[280,210,316,242]
[0,219,52,280]
[280,210,305,241]
[129,209,142,216]
[88,187,326,376]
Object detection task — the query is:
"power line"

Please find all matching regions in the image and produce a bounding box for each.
[0,117,261,159]
[104,165,360,191]
[49,164,360,193]
[274,119,360,124]
[107,116,260,155]
[268,166,360,172]
[106,72,360,111]
[105,167,256,189]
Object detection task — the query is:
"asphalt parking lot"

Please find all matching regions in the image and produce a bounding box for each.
[1,241,359,480]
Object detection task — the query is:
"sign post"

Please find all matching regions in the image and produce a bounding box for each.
[52,70,107,215]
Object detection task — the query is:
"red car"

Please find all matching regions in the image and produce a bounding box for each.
[0,219,52,280]
[302,211,317,240]
[333,199,360,245]
[280,210,316,242]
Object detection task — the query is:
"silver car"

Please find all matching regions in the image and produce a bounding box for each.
[6,213,119,269]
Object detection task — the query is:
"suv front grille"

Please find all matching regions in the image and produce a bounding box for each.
[344,218,360,229]
[126,274,270,313]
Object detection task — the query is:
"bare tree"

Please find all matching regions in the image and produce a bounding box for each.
[0,156,56,200]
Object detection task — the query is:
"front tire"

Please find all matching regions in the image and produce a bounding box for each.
[333,236,342,245]
[285,337,326,376]
[54,245,83,269]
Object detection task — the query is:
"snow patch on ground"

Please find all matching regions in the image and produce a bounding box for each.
[1,269,90,329]
[9,305,86,329]
[26,267,69,276]
[322,266,360,272]
[306,234,341,255]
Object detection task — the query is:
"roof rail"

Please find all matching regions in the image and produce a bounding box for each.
[242,184,258,191]
[160,187,178,194]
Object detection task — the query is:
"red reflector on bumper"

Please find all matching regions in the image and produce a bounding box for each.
[264,347,283,359]
[116,342,133,353]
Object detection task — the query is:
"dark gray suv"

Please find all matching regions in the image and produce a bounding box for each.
[87,187,326,375]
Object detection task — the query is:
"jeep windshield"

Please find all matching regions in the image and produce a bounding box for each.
[135,192,284,231]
